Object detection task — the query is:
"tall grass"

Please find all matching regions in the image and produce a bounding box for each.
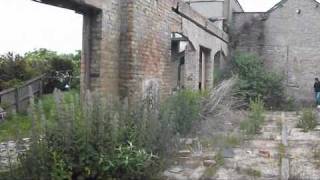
[297,108,317,132]
[240,97,265,135]
[1,89,202,179]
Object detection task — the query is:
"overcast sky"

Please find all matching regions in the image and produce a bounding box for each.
[0,0,82,55]
[238,0,281,12]
[0,0,311,54]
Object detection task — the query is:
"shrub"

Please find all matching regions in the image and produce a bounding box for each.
[233,53,285,108]
[240,97,265,135]
[2,89,202,179]
[0,49,81,92]
[245,168,261,178]
[297,108,317,132]
[0,91,158,180]
[0,53,35,91]
[161,90,202,135]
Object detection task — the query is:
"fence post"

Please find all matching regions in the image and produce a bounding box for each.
[39,76,44,96]
[14,87,20,113]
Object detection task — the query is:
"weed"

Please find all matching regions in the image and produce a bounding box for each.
[161,90,202,135]
[202,151,225,178]
[276,118,283,132]
[297,108,317,132]
[279,143,286,159]
[313,147,320,168]
[201,134,243,151]
[245,168,262,177]
[0,114,32,142]
[0,88,203,179]
[240,97,265,135]
[233,53,285,109]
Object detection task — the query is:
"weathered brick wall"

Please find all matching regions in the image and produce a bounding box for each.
[118,0,229,103]
[41,0,230,104]
[232,0,320,104]
[80,0,121,99]
[118,0,181,104]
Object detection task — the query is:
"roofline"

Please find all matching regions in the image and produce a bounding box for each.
[233,12,266,14]
[311,0,320,6]
[185,0,244,12]
[266,0,288,13]
[234,0,244,12]
[267,0,320,13]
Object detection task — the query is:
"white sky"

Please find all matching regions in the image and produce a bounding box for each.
[238,0,281,12]
[0,0,318,54]
[238,0,320,12]
[0,0,82,55]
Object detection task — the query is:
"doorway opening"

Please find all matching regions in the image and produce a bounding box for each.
[171,32,190,90]
[199,46,211,91]
[213,50,226,84]
[31,0,102,93]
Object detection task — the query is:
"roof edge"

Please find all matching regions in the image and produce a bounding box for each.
[234,0,244,12]
[267,0,320,13]
[266,0,288,13]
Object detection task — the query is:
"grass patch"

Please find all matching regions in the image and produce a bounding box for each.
[0,114,31,142]
[245,168,261,177]
[240,97,265,135]
[279,143,286,159]
[297,108,317,132]
[1,88,204,179]
[313,147,320,168]
[202,152,225,178]
[201,134,242,150]
[0,90,78,142]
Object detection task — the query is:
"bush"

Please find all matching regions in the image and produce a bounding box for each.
[1,91,159,180]
[0,53,35,91]
[240,97,265,135]
[297,108,317,132]
[2,89,202,179]
[161,90,202,135]
[233,53,285,108]
[0,49,81,92]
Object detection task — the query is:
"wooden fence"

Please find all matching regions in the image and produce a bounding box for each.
[0,75,45,113]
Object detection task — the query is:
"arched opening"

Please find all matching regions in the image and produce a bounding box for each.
[214,50,226,84]
[199,46,211,90]
[171,32,194,91]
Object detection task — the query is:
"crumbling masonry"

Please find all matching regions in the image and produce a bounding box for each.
[37,0,320,104]
[35,0,242,104]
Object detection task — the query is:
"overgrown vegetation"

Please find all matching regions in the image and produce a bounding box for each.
[162,90,202,135]
[0,49,80,92]
[313,147,320,168]
[233,53,285,109]
[0,89,203,179]
[0,53,35,91]
[201,134,242,150]
[202,152,225,178]
[279,143,286,160]
[240,97,265,135]
[297,108,317,132]
[0,114,31,142]
[244,168,262,178]
[0,91,77,142]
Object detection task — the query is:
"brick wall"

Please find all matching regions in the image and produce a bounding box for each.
[118,0,230,104]
[41,0,230,104]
